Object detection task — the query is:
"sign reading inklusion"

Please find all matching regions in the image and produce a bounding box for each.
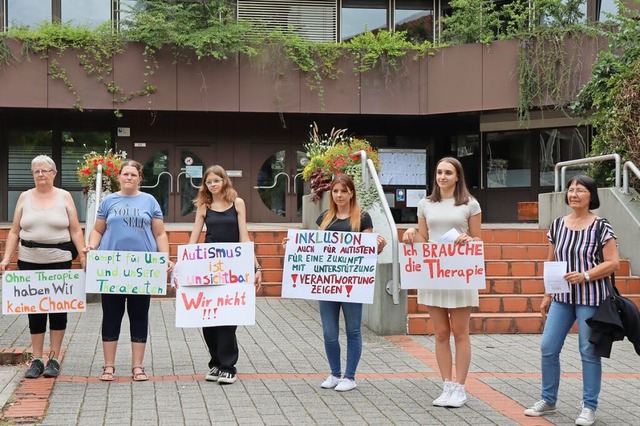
[85,250,168,295]
[281,229,378,304]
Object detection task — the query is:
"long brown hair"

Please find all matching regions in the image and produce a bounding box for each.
[194,165,237,208]
[318,174,362,231]
[428,157,472,206]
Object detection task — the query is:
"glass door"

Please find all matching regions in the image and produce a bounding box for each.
[250,144,307,223]
[133,143,216,222]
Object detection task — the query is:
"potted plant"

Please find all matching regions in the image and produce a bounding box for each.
[77,142,126,243]
[301,123,381,227]
[77,142,127,195]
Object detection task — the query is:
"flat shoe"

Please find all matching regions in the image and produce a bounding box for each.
[132,366,148,381]
[99,365,115,381]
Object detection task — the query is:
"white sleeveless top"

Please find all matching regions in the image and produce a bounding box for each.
[18,189,71,263]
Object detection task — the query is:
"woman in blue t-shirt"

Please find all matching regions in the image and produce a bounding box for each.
[85,160,174,382]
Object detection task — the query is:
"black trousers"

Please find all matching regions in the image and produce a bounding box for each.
[202,326,238,374]
[18,260,70,334]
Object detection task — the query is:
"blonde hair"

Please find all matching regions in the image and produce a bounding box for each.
[194,165,237,208]
[318,174,362,232]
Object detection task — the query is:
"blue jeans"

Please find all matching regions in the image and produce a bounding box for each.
[318,301,363,380]
[540,301,601,410]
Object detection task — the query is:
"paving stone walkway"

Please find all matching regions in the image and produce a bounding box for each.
[0,298,638,425]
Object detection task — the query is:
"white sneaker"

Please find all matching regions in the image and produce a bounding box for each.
[524,400,557,417]
[445,383,467,408]
[334,378,357,392]
[575,404,597,426]
[433,380,455,407]
[320,375,340,389]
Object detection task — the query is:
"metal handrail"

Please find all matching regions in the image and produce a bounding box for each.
[93,164,103,225]
[140,171,173,193]
[554,154,621,192]
[622,161,640,195]
[254,172,290,194]
[354,150,400,305]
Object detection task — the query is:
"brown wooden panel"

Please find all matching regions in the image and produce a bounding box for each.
[300,55,360,114]
[0,39,47,108]
[47,48,114,110]
[361,55,421,115]
[427,43,483,114]
[482,39,519,111]
[238,55,301,113]
[113,44,177,111]
[176,52,240,112]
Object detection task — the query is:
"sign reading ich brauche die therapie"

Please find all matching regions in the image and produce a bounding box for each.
[399,242,486,290]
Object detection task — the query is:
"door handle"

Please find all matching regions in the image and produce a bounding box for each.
[176,171,201,193]
[254,172,291,194]
[293,173,303,195]
[140,171,173,193]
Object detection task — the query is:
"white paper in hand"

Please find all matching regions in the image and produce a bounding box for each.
[544,261,570,293]
[438,228,460,243]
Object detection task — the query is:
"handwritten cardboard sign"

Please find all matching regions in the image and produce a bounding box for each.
[175,284,256,327]
[281,229,378,304]
[2,269,86,314]
[85,250,168,295]
[400,242,486,290]
[172,242,255,287]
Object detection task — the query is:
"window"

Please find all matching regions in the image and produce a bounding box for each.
[6,0,51,28]
[597,0,617,22]
[341,0,388,41]
[395,0,433,42]
[62,0,111,28]
[3,0,115,30]
[539,127,588,186]
[485,131,532,188]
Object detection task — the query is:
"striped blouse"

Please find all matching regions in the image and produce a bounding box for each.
[548,217,617,306]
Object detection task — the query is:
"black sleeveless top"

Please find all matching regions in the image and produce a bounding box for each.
[204,203,240,243]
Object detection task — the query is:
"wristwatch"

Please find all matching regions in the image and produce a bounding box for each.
[584,271,590,282]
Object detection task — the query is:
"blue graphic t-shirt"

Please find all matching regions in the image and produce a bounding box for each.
[96,192,163,252]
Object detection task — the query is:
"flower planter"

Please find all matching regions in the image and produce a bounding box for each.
[301,192,330,229]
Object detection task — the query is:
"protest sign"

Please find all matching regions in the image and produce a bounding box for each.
[175,284,255,327]
[400,242,486,290]
[281,229,378,304]
[2,269,86,314]
[85,250,168,295]
[172,242,255,287]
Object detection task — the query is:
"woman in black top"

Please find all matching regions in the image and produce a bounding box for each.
[188,165,262,384]
[313,174,386,392]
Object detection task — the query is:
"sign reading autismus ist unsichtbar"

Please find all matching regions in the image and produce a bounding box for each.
[173,242,255,286]
[173,242,256,327]
[2,270,86,314]
[85,250,168,295]
[400,242,486,290]
[281,229,378,304]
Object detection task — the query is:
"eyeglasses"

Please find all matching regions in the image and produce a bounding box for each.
[32,169,54,175]
[205,179,223,185]
[567,189,588,194]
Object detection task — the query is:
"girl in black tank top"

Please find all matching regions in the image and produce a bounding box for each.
[185,165,262,384]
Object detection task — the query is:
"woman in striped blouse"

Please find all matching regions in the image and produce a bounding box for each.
[525,175,619,426]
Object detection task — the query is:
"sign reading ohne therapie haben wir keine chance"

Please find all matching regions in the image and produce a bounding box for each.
[281,229,379,304]
[2,269,86,314]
